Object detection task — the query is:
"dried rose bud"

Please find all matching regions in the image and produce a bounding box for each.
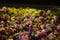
[29,25,33,32]
[39,10,45,16]
[48,33,54,39]
[1,21,5,24]
[51,24,57,30]
[0,16,3,20]
[16,18,21,24]
[19,23,24,29]
[39,16,44,20]
[1,7,8,13]
[8,21,12,25]
[7,28,12,33]
[14,24,19,29]
[54,16,60,22]
[56,26,60,31]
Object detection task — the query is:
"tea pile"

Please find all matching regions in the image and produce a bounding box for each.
[0,7,60,40]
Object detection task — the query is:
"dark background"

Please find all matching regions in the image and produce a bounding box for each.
[0,0,60,8]
[0,0,60,5]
